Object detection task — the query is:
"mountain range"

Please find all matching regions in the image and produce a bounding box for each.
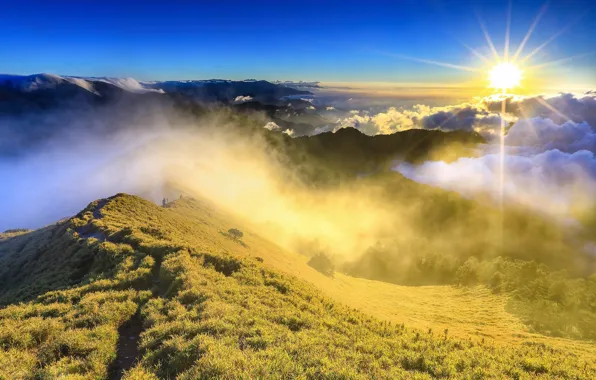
[0,73,311,108]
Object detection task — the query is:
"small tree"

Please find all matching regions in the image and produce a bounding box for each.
[227,228,243,240]
[308,253,335,277]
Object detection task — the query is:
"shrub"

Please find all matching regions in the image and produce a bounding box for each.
[308,253,335,277]
[227,228,243,240]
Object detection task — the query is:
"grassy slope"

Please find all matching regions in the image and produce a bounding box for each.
[165,193,596,356]
[0,194,594,379]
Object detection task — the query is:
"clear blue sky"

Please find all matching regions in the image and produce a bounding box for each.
[0,0,594,83]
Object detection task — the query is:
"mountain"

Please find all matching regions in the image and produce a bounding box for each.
[1,193,594,378]
[0,73,163,115]
[261,127,486,184]
[0,74,311,115]
[146,79,312,103]
[80,77,165,94]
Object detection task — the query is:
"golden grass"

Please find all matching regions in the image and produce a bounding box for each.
[2,193,594,378]
[165,195,596,359]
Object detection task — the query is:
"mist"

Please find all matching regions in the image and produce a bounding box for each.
[0,107,409,259]
[3,95,595,278]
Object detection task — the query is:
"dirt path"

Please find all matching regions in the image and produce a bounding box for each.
[152,255,163,296]
[76,199,109,241]
[108,314,143,379]
[109,254,164,378]
[92,199,108,219]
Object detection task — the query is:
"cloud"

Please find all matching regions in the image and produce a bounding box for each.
[311,125,333,135]
[333,103,508,136]
[482,92,596,128]
[326,106,336,111]
[282,128,295,137]
[93,77,165,94]
[396,148,596,217]
[263,121,281,131]
[234,95,253,103]
[505,118,596,153]
[325,91,596,138]
[335,113,372,132]
[395,105,596,218]
[420,106,503,133]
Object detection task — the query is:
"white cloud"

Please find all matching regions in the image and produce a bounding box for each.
[263,121,281,131]
[94,77,165,94]
[311,125,333,135]
[234,95,253,103]
[396,148,596,217]
[482,92,596,128]
[282,128,295,137]
[332,103,508,136]
[505,118,596,152]
[326,106,336,111]
[395,103,596,219]
[326,91,595,138]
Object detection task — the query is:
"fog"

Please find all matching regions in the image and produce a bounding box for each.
[0,109,408,258]
[2,94,595,267]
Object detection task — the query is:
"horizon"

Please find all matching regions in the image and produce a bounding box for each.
[1,0,595,93]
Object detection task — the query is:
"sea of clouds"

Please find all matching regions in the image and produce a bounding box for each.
[3,88,596,232]
[391,92,596,218]
[276,88,596,218]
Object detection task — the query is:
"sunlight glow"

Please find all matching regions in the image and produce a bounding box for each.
[489,62,522,90]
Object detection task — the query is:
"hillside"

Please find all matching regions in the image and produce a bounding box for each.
[1,194,594,379]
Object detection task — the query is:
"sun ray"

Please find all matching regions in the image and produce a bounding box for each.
[460,42,491,64]
[512,3,549,62]
[535,97,572,122]
[526,51,596,70]
[436,107,465,130]
[504,0,512,61]
[499,91,506,205]
[476,12,501,61]
[518,105,542,143]
[520,11,587,64]
[381,52,481,72]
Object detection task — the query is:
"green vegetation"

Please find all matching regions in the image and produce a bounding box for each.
[1,194,594,378]
[307,253,335,277]
[227,228,244,240]
[327,173,596,340]
[263,127,484,186]
[257,123,596,342]
[0,198,155,378]
[456,257,596,340]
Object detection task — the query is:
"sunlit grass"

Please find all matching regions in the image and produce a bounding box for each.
[0,193,594,378]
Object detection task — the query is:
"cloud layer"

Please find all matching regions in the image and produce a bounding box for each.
[332,102,508,136]
[395,92,596,219]
[325,92,596,139]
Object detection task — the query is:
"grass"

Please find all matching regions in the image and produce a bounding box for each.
[0,193,594,378]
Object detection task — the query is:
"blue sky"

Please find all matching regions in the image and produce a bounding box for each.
[0,0,594,85]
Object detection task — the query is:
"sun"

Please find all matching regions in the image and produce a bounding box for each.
[489,62,522,91]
